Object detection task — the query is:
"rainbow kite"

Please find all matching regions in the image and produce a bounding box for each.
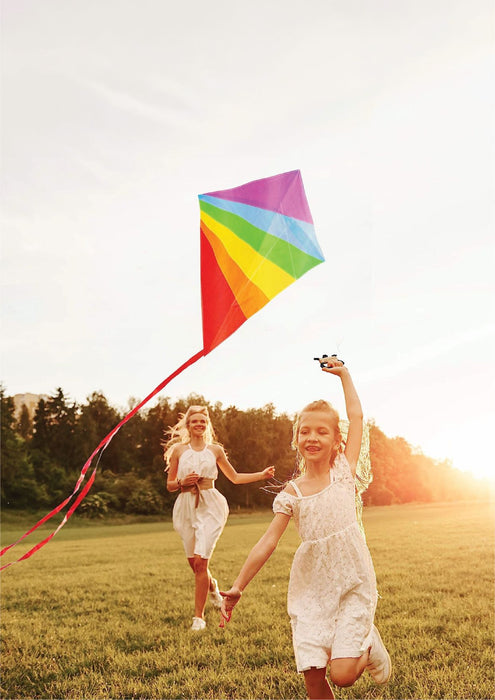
[1,170,324,571]
[200,170,324,352]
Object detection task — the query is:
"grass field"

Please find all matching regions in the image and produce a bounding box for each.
[1,501,494,700]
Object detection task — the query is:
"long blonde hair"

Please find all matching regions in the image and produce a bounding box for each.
[163,405,217,468]
[291,400,344,474]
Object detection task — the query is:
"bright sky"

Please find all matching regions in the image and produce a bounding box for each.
[2,0,494,480]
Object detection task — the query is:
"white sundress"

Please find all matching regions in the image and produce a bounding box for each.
[172,445,229,559]
[273,452,377,673]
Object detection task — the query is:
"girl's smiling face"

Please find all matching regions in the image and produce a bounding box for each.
[297,411,336,463]
[188,413,208,437]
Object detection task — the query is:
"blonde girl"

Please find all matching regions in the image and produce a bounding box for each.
[164,405,275,631]
[220,360,391,699]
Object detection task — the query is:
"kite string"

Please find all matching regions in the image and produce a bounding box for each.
[0,349,205,570]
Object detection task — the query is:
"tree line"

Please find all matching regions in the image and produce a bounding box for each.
[0,386,486,518]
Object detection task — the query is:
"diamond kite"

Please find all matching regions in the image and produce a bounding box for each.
[199,170,325,353]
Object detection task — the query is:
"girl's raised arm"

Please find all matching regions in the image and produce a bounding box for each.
[322,362,363,476]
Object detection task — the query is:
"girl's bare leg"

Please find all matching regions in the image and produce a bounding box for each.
[187,557,196,573]
[187,555,210,619]
[330,650,369,688]
[303,667,335,700]
[187,556,216,593]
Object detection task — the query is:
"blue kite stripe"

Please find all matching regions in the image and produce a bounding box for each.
[198,194,325,262]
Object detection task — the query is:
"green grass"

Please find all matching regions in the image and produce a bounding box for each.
[1,502,494,699]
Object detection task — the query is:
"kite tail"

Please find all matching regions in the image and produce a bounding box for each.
[0,349,205,572]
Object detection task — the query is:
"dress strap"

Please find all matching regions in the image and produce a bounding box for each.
[290,480,304,498]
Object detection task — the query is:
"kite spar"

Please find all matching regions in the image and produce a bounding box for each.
[1,170,324,571]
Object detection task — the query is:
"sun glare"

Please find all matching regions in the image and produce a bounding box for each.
[427,416,494,482]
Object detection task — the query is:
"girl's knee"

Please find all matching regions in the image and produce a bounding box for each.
[329,660,359,688]
[330,672,355,688]
[193,556,209,574]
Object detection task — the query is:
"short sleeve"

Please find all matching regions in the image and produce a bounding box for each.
[272,490,294,517]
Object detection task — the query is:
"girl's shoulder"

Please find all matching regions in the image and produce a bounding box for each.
[272,486,297,516]
[284,477,307,497]
[284,481,298,496]
[172,443,190,459]
[206,443,223,458]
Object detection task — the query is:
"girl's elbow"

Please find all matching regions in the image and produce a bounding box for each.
[350,411,363,422]
[263,535,280,555]
[254,543,276,564]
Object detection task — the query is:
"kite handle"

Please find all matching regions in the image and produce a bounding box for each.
[313,354,345,368]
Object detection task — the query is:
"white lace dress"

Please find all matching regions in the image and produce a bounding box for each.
[273,453,377,672]
[172,445,229,559]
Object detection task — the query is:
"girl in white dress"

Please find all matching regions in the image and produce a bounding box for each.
[220,359,391,699]
[164,405,275,631]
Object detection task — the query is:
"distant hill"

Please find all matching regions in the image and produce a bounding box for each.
[12,393,48,418]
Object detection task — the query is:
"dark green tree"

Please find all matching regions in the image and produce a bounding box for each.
[74,392,122,473]
[17,404,33,441]
[1,386,48,508]
[32,388,78,471]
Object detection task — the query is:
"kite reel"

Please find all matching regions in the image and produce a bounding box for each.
[313,354,345,368]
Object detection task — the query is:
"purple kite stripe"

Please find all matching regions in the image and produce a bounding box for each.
[204,170,313,224]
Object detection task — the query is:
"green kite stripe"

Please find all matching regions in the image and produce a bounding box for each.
[199,199,322,279]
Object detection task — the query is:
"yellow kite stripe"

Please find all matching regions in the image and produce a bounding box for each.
[200,211,295,299]
[201,220,270,318]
